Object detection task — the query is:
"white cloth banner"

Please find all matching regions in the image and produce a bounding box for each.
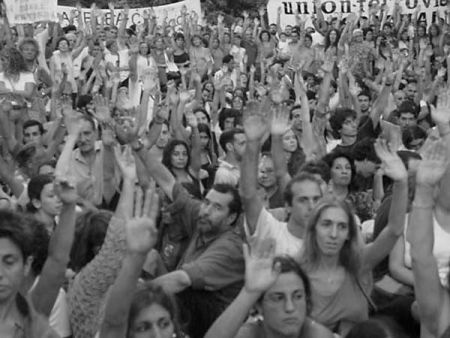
[4,0,57,25]
[267,0,448,28]
[58,0,202,28]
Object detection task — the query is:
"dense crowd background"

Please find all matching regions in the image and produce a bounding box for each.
[0,0,449,337]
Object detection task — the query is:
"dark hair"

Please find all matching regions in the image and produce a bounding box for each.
[299,160,331,183]
[352,138,380,163]
[28,218,50,276]
[128,283,182,337]
[261,256,312,314]
[397,100,420,118]
[346,316,408,338]
[198,123,212,138]
[18,38,40,59]
[329,108,357,134]
[219,128,245,153]
[210,183,242,218]
[194,107,211,124]
[0,210,34,260]
[284,172,323,206]
[222,54,234,65]
[16,144,38,171]
[358,90,372,101]
[56,37,70,50]
[69,210,113,272]
[402,125,427,150]
[23,119,44,135]
[259,29,271,41]
[1,47,28,77]
[323,151,357,190]
[26,174,55,213]
[162,139,191,172]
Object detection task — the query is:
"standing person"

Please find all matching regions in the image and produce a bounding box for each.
[301,139,408,336]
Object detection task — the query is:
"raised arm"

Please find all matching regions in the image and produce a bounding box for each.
[362,139,408,272]
[240,102,269,235]
[271,107,291,192]
[100,188,159,338]
[407,140,449,337]
[31,178,78,316]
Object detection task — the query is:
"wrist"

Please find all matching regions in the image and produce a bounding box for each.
[242,286,264,298]
[126,251,148,259]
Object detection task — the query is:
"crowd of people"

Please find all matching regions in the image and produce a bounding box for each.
[0,0,449,337]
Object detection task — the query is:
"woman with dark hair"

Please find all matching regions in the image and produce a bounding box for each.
[162,139,202,199]
[50,37,78,97]
[205,238,333,338]
[258,30,276,66]
[324,28,340,57]
[171,33,190,70]
[100,187,186,338]
[198,123,218,190]
[301,140,408,336]
[26,174,62,233]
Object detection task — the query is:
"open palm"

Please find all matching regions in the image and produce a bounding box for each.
[374,139,407,181]
[416,141,448,186]
[244,238,280,294]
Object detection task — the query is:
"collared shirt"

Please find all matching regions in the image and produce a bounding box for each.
[69,141,118,206]
[171,183,245,305]
[214,159,240,187]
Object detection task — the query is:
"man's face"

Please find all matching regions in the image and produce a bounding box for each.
[156,124,170,149]
[394,91,405,108]
[290,32,299,43]
[0,238,31,304]
[286,180,322,227]
[232,133,247,161]
[258,157,276,189]
[405,83,417,100]
[77,120,96,154]
[340,117,358,137]
[269,24,277,35]
[198,189,234,235]
[398,112,417,128]
[23,125,42,145]
[285,26,292,36]
[245,29,253,41]
[291,109,302,131]
[358,95,371,113]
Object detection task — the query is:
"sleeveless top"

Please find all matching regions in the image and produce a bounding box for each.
[404,213,450,287]
[309,272,371,335]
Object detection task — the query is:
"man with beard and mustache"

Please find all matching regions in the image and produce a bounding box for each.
[132,142,245,338]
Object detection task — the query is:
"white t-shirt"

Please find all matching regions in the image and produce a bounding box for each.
[105,49,130,82]
[72,46,90,79]
[0,72,35,91]
[29,277,72,337]
[245,208,304,259]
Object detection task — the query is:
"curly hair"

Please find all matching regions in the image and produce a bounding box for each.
[0,47,28,78]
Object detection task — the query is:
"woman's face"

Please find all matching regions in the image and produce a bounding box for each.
[418,26,425,37]
[21,43,38,61]
[258,156,276,188]
[195,111,209,125]
[199,131,210,149]
[329,30,337,43]
[223,33,231,43]
[330,157,352,187]
[212,38,220,49]
[232,96,243,110]
[282,129,298,153]
[365,30,373,41]
[430,25,438,36]
[176,38,184,48]
[129,303,175,338]
[170,144,188,169]
[156,124,170,149]
[192,36,201,47]
[261,32,270,42]
[315,206,350,257]
[260,272,307,337]
[240,74,248,87]
[205,82,214,93]
[155,38,164,50]
[38,183,62,216]
[139,43,149,56]
[58,40,69,53]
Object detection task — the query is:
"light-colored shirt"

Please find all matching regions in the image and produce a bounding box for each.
[214,159,240,187]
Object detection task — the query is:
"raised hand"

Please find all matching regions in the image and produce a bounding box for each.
[243,237,280,294]
[92,94,112,123]
[416,140,448,187]
[125,187,159,255]
[54,176,78,205]
[185,111,198,128]
[271,105,291,135]
[243,101,269,141]
[374,138,407,182]
[114,145,137,181]
[431,87,450,126]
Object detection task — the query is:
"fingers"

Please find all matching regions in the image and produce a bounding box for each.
[134,186,143,218]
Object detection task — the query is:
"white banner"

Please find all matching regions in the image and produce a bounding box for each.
[57,0,202,28]
[4,0,58,24]
[267,0,448,28]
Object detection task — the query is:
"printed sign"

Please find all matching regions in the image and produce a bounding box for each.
[4,0,58,24]
[267,0,448,28]
[58,0,202,28]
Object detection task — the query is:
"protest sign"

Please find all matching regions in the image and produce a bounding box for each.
[4,0,58,24]
[267,0,448,28]
[57,0,202,28]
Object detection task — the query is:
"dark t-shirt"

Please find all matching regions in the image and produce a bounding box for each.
[372,194,392,281]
